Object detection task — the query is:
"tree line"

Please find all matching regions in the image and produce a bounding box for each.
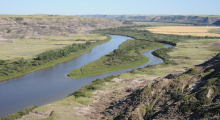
[0,39,107,80]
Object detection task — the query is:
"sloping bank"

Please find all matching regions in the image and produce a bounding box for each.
[68,39,163,78]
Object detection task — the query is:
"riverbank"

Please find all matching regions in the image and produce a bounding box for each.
[68,39,163,78]
[0,36,111,82]
[14,37,219,120]
[0,35,144,118]
[14,34,220,120]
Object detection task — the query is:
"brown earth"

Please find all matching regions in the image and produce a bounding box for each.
[0,16,123,40]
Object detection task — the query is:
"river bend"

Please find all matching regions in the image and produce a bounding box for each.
[0,35,172,117]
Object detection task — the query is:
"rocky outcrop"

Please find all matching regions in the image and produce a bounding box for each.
[0,16,123,39]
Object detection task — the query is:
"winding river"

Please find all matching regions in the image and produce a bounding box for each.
[0,35,172,118]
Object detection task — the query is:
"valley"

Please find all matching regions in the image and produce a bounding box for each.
[0,15,220,120]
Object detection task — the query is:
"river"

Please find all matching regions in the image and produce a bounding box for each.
[0,35,172,118]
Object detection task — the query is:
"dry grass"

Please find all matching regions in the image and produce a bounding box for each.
[0,34,106,60]
[134,22,187,26]
[144,26,220,37]
[19,95,91,120]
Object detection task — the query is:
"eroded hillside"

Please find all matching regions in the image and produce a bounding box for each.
[0,15,122,39]
[102,53,220,120]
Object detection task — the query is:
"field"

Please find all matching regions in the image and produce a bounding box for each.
[134,22,189,26]
[144,26,220,37]
[0,34,106,60]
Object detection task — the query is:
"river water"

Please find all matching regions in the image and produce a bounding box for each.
[0,35,172,117]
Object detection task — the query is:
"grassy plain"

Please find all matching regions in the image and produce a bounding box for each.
[0,34,106,60]
[144,26,220,37]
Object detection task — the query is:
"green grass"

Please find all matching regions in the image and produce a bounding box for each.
[69,57,149,78]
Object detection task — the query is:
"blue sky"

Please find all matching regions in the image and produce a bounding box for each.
[1,0,219,15]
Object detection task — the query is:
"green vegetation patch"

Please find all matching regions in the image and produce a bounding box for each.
[68,39,163,78]
[152,47,175,64]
